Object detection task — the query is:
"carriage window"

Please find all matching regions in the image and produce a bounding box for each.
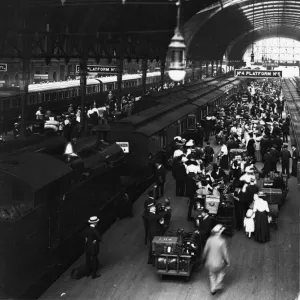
[3,100,10,110]
[29,95,36,105]
[50,92,56,101]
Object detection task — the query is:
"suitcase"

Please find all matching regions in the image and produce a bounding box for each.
[263,178,274,188]
[269,204,279,229]
[152,236,178,254]
[205,195,220,215]
[260,188,283,205]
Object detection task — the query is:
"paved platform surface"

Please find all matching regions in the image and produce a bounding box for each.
[40,137,299,300]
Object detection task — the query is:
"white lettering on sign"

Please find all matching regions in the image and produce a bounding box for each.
[235,69,282,78]
[116,142,129,153]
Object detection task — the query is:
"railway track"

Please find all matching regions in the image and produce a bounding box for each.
[281,78,300,149]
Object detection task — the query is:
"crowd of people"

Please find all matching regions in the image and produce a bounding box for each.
[142,78,297,295]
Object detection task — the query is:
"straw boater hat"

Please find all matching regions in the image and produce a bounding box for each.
[88,216,99,224]
[211,224,225,234]
[174,136,182,141]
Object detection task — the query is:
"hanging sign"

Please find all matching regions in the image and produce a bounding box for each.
[235,69,282,78]
[0,64,7,72]
[76,65,118,74]
[116,142,129,153]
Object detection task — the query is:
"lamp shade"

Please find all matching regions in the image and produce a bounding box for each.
[168,28,186,82]
[169,69,186,81]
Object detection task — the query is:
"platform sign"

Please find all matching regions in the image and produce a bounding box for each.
[235,69,282,78]
[76,65,118,74]
[0,64,7,72]
[116,142,129,153]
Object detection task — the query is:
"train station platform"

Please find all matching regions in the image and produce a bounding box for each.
[39,137,299,300]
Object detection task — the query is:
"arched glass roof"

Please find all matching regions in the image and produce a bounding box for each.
[185,0,300,60]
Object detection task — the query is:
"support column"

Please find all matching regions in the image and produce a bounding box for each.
[205,61,209,78]
[80,57,87,135]
[199,60,203,79]
[192,61,195,81]
[216,60,219,76]
[211,60,214,77]
[20,58,30,139]
[160,60,165,89]
[117,56,124,99]
[141,58,148,95]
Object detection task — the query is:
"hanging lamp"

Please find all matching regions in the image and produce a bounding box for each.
[250,0,255,63]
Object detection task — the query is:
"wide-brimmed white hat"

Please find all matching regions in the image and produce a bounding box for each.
[88,216,99,223]
[186,140,194,147]
[174,136,182,141]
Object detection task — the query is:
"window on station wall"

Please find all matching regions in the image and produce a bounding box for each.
[242,37,300,77]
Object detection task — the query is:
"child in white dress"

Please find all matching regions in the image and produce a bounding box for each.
[244,209,255,238]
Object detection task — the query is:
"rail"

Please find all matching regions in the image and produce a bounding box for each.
[281,78,300,152]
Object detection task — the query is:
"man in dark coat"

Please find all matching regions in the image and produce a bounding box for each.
[282,120,290,143]
[270,145,280,172]
[245,178,259,211]
[197,123,205,147]
[204,142,214,166]
[291,145,299,177]
[84,216,102,279]
[154,163,166,198]
[173,157,187,197]
[186,173,197,221]
[280,144,291,176]
[147,204,163,264]
[196,208,213,247]
[263,148,273,176]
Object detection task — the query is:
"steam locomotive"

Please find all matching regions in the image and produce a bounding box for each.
[0,136,129,298]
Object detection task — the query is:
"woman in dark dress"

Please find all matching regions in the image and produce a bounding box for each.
[253,193,270,243]
[247,133,256,160]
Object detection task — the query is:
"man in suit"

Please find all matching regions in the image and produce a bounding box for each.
[270,145,280,172]
[186,173,197,221]
[282,120,290,143]
[173,157,187,197]
[147,204,163,265]
[196,208,213,247]
[202,224,230,295]
[204,142,214,166]
[84,216,102,279]
[154,162,166,198]
[196,123,205,147]
[263,148,273,176]
[291,144,299,177]
[143,191,155,245]
[280,143,291,176]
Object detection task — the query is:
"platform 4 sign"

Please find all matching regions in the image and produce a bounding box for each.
[235,69,282,78]
[76,65,118,74]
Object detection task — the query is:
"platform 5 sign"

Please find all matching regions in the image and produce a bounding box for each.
[234,69,282,78]
[76,65,118,74]
[0,64,7,72]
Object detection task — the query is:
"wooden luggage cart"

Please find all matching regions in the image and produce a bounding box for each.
[155,254,194,281]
